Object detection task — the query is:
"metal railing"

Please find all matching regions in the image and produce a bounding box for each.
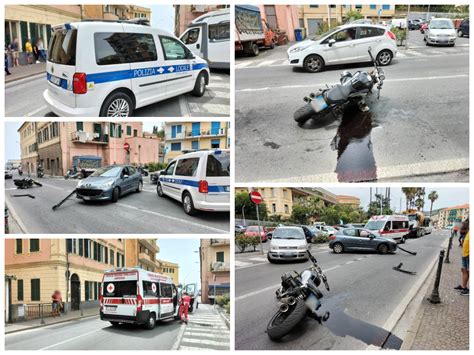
[25,303,53,319]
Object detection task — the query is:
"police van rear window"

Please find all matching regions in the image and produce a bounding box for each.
[206,152,230,177]
[49,29,77,66]
[103,281,137,297]
[94,33,157,65]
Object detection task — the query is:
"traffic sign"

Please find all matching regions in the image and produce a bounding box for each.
[249,191,263,204]
[124,142,130,150]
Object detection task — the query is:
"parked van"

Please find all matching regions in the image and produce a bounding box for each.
[364,215,410,243]
[100,267,178,329]
[44,19,210,117]
[180,9,230,69]
[157,149,230,215]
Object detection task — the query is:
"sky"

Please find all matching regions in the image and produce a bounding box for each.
[156,238,201,287]
[327,187,469,212]
[145,5,175,33]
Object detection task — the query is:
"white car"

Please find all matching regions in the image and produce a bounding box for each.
[287,24,397,73]
[424,18,456,46]
[157,150,230,215]
[44,19,210,117]
[268,226,310,263]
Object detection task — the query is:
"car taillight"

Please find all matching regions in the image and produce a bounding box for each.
[137,294,143,311]
[198,180,208,193]
[73,72,87,94]
[329,235,336,240]
[99,293,103,309]
[386,31,396,41]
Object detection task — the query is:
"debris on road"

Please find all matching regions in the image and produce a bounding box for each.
[12,194,35,199]
[393,263,417,275]
[13,178,42,189]
[52,189,77,211]
[398,246,417,255]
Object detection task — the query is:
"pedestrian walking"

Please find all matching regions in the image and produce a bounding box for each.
[51,290,63,316]
[25,39,33,65]
[10,38,20,67]
[36,38,47,62]
[454,219,469,296]
[459,221,468,247]
[179,291,191,324]
[33,40,40,63]
[5,45,11,76]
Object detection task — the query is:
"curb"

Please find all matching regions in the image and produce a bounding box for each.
[5,71,45,84]
[5,200,27,234]
[216,306,230,329]
[5,313,97,335]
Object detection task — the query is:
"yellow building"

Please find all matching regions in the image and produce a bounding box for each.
[18,122,38,175]
[164,121,230,161]
[437,204,469,228]
[124,239,160,272]
[83,5,151,21]
[298,4,395,36]
[236,187,337,219]
[200,239,230,304]
[157,260,180,285]
[337,195,361,208]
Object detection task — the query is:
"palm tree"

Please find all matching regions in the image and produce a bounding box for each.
[402,188,417,211]
[415,188,426,211]
[428,191,439,217]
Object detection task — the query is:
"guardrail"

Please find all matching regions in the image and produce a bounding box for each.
[25,303,53,319]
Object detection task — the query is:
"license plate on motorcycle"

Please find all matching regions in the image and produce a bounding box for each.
[311,94,328,112]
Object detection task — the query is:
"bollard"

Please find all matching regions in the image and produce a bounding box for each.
[40,304,45,325]
[445,234,453,263]
[428,250,445,304]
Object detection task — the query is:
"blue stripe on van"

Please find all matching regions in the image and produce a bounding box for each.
[159,177,229,193]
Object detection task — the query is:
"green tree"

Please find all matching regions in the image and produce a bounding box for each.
[290,204,311,224]
[428,191,439,217]
[415,188,426,211]
[367,194,392,216]
[402,187,417,211]
[344,10,363,23]
[235,192,268,221]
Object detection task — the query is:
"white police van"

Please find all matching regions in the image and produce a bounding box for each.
[43,19,210,117]
[100,267,179,329]
[157,149,230,215]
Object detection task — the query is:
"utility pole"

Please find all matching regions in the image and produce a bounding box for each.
[327,5,331,29]
[405,4,410,50]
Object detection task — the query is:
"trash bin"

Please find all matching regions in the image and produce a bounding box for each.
[294,28,303,41]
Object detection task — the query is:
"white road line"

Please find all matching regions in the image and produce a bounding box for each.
[25,104,48,117]
[396,52,406,58]
[257,60,275,67]
[39,182,71,191]
[235,260,253,267]
[235,61,255,68]
[180,337,229,347]
[172,324,187,350]
[407,50,425,57]
[40,328,102,350]
[179,95,191,117]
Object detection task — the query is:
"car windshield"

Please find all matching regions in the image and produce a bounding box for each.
[365,220,385,230]
[311,26,342,41]
[430,20,453,29]
[90,166,122,177]
[272,228,305,240]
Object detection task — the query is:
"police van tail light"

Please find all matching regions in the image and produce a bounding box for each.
[73,73,87,94]
[137,294,144,311]
[198,180,209,193]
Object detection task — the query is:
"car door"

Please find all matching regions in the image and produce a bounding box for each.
[127,166,140,191]
[160,160,178,198]
[321,27,359,65]
[159,283,174,317]
[356,26,386,62]
[180,26,204,59]
[120,166,134,193]
[208,21,230,65]
[342,229,359,249]
[358,230,377,250]
[158,36,196,97]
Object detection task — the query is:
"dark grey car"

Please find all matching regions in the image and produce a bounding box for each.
[328,228,397,254]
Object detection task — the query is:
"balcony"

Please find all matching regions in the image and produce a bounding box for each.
[211,261,230,272]
[166,128,227,141]
[138,239,159,253]
[210,239,230,246]
[71,131,109,144]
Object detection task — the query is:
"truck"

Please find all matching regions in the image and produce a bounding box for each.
[235,5,275,56]
[405,210,432,238]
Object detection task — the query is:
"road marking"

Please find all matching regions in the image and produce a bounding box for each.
[117,202,228,233]
[235,260,253,267]
[39,182,71,191]
[40,328,102,350]
[407,50,425,57]
[179,95,191,117]
[5,72,45,88]
[25,105,48,117]
[180,338,229,347]
[172,324,187,350]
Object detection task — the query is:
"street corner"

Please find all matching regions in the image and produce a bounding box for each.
[4,120,231,234]
[234,185,469,350]
[5,238,231,351]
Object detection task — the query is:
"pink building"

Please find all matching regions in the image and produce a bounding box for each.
[257,5,299,42]
[175,4,230,36]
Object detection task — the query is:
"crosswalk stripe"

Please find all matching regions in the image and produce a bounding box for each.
[236,61,255,68]
[408,50,425,56]
[257,60,274,67]
[180,338,229,347]
[183,332,230,340]
[397,52,406,58]
[178,346,207,351]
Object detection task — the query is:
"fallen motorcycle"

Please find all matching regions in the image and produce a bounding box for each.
[294,47,385,125]
[13,177,43,189]
[64,168,85,180]
[267,250,330,340]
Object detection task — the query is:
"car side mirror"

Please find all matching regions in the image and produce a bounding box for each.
[267,233,272,239]
[328,39,336,47]
[160,171,166,176]
[123,174,129,179]
[186,51,195,59]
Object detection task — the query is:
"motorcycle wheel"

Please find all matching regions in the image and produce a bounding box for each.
[64,175,69,180]
[267,299,307,340]
[33,181,43,187]
[294,104,316,124]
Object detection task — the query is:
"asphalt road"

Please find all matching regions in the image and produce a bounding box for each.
[235,229,450,350]
[5,71,230,118]
[235,33,469,182]
[5,171,229,234]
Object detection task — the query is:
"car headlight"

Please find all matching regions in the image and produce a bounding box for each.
[101,181,114,188]
[77,180,84,187]
[270,245,278,251]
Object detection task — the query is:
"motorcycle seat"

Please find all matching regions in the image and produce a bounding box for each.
[326,83,354,104]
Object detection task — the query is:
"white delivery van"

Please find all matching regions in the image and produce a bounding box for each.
[100,267,179,329]
[44,19,210,117]
[365,215,410,243]
[180,9,230,69]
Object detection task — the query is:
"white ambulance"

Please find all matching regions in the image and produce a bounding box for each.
[100,267,179,329]
[364,215,410,244]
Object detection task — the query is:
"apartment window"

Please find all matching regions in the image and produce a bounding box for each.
[211,122,220,135]
[191,140,199,150]
[134,129,138,137]
[17,280,24,301]
[110,249,114,265]
[216,251,225,262]
[122,254,125,267]
[105,247,108,264]
[127,125,132,135]
[211,139,220,148]
[72,239,77,254]
[31,279,41,301]
[330,5,336,8]
[271,188,275,197]
[116,251,120,266]
[30,239,40,252]
[79,239,83,256]
[85,281,90,301]
[309,5,319,8]
[76,122,83,131]
[98,244,102,262]
[15,239,22,254]
[284,204,289,214]
[93,282,97,300]
[264,5,278,30]
[66,239,73,253]
[272,203,277,213]
[94,242,98,261]
[283,189,288,199]
[370,5,376,9]
[382,5,390,10]
[171,142,182,151]
[356,5,362,9]
[84,239,90,258]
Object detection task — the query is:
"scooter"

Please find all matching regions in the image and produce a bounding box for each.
[37,167,44,178]
[13,177,43,189]
[266,250,330,340]
[294,47,385,125]
[64,168,85,180]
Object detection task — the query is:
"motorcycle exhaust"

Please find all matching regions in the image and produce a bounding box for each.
[283,296,296,306]
[278,302,289,313]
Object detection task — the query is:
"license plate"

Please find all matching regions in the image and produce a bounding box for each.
[49,75,61,86]
[312,94,328,112]
[105,306,117,313]
[281,252,294,257]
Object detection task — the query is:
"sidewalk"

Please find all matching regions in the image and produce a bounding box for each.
[5,62,45,84]
[5,307,98,334]
[404,241,469,350]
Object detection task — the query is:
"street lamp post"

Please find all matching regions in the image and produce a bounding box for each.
[242,206,246,226]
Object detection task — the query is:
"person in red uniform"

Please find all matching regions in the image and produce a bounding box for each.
[179,292,191,324]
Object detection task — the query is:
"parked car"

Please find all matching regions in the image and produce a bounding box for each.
[457,18,469,37]
[390,18,407,29]
[5,170,13,179]
[311,224,336,237]
[329,228,398,254]
[300,225,316,243]
[244,225,268,242]
[149,170,164,184]
[76,165,143,202]
[157,150,230,215]
[424,18,456,46]
[408,20,417,30]
[268,226,310,263]
[287,23,397,73]
[235,225,247,233]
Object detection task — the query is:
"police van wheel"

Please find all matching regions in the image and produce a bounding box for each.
[183,192,198,215]
[157,183,164,197]
[100,92,133,117]
[145,314,156,330]
[192,73,207,97]
[111,187,120,203]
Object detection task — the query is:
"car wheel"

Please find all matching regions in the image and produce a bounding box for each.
[157,183,164,197]
[400,237,406,244]
[144,313,156,330]
[376,50,392,66]
[333,243,344,254]
[100,92,134,117]
[250,43,259,56]
[136,180,143,193]
[458,30,464,37]
[111,187,120,203]
[192,72,207,97]
[303,54,324,73]
[182,192,198,215]
[449,43,455,47]
[378,244,388,255]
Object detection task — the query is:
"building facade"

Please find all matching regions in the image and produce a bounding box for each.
[164,121,230,161]
[200,239,230,304]
[437,204,469,228]
[83,5,151,21]
[157,260,180,285]
[5,238,125,322]
[258,5,299,41]
[174,4,230,36]
[336,195,361,208]
[18,122,38,174]
[124,239,160,272]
